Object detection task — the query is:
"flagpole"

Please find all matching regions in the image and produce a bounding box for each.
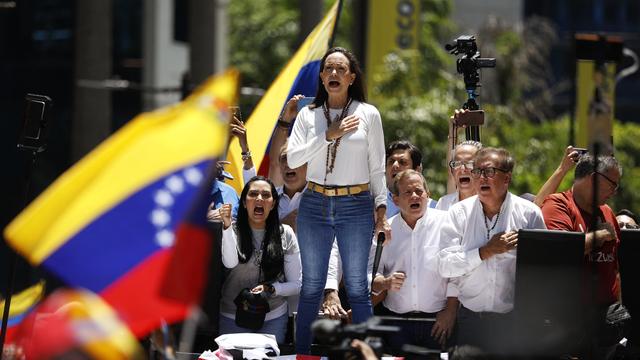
[0,151,37,355]
[328,0,344,48]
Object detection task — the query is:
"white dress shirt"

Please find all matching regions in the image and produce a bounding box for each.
[437,193,546,313]
[435,191,459,211]
[287,101,387,208]
[378,209,454,314]
[276,185,305,219]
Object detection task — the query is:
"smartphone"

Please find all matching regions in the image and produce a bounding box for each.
[573,147,588,155]
[17,94,53,152]
[297,97,315,112]
[229,105,242,123]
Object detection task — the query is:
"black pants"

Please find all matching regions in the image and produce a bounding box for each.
[378,306,453,354]
[455,306,514,355]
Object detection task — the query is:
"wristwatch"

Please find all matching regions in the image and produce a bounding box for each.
[265,283,275,295]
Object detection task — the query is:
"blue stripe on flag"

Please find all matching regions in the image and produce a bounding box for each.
[42,160,211,293]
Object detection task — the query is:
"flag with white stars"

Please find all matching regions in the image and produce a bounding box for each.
[4,70,239,338]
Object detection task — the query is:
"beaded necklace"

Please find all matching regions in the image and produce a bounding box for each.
[322,98,353,184]
[483,209,501,242]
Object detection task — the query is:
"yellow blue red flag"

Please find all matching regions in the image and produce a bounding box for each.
[225,1,339,192]
[7,288,144,360]
[4,70,238,337]
[1,281,45,344]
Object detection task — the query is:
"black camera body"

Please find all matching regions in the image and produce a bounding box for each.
[445,35,496,96]
[311,317,399,360]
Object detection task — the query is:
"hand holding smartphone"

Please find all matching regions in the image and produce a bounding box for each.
[296,97,314,112]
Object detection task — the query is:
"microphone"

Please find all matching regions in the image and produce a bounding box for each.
[370,232,385,295]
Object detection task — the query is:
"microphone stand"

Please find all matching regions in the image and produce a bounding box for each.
[370,233,385,295]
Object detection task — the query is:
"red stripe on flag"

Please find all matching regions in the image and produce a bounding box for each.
[101,249,188,338]
[258,154,271,177]
[160,223,213,305]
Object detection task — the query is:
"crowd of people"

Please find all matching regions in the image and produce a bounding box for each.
[209,47,636,359]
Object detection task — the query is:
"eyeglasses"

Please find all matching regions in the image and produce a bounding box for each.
[471,167,509,179]
[449,160,474,170]
[322,65,349,75]
[594,171,619,192]
[619,222,640,230]
[246,190,272,199]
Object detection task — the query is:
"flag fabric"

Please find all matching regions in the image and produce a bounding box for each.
[225,1,340,192]
[6,288,144,360]
[4,70,238,338]
[1,281,45,344]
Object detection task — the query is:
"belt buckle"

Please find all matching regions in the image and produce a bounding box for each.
[326,188,337,196]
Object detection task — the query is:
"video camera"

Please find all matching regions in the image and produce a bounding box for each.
[311,317,399,360]
[445,35,496,141]
[445,35,496,97]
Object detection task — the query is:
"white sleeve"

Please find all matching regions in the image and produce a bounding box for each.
[530,206,547,230]
[445,279,459,298]
[243,166,257,185]
[287,109,331,169]
[273,252,302,297]
[221,225,240,268]
[273,228,302,297]
[366,106,387,208]
[325,240,342,290]
[437,207,483,278]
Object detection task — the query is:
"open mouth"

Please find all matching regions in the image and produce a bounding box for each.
[409,203,420,209]
[285,170,296,179]
[328,80,341,88]
[480,185,491,191]
[254,206,265,215]
[459,176,471,185]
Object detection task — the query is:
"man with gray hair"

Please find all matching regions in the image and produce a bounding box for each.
[541,154,622,359]
[437,147,546,353]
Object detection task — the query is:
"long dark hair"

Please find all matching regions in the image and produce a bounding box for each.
[312,47,367,108]
[235,176,284,282]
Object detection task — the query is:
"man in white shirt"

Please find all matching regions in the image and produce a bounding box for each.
[372,169,457,352]
[437,147,546,353]
[274,143,307,233]
[436,140,482,211]
[321,140,434,318]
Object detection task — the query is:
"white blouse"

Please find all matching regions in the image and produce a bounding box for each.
[287,100,387,208]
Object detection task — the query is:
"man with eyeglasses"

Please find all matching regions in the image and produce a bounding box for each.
[436,147,546,354]
[436,140,483,211]
[616,209,638,230]
[541,154,622,359]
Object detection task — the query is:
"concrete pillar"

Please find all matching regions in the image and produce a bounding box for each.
[72,0,112,161]
[143,0,189,111]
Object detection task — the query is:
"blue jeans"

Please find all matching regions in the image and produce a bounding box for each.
[295,189,375,354]
[219,312,289,344]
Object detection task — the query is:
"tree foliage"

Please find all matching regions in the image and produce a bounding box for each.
[228,0,639,214]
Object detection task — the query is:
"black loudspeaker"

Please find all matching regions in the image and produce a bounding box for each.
[512,229,585,356]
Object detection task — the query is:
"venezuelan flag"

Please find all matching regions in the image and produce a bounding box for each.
[225,1,340,192]
[8,288,144,360]
[1,281,45,343]
[4,70,238,337]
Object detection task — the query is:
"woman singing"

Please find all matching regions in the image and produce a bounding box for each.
[287,47,390,354]
[218,176,302,343]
